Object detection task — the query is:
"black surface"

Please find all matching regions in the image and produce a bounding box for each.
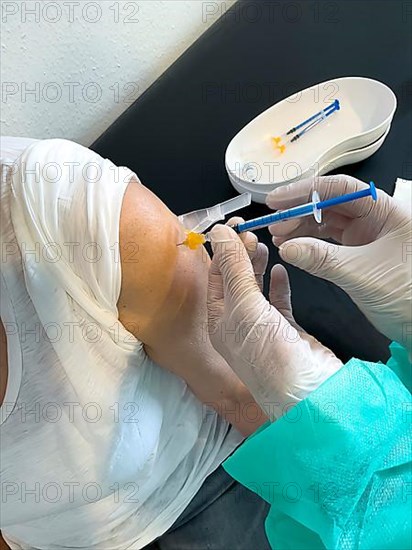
[92,0,412,363]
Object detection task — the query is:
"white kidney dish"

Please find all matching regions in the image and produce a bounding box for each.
[225,77,396,202]
[230,126,390,203]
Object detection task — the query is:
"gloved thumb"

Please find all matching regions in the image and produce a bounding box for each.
[278,237,353,285]
[209,224,262,311]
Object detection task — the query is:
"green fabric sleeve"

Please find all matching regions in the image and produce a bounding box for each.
[386,341,411,393]
[223,345,412,549]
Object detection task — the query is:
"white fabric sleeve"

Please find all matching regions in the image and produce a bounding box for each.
[10,138,136,337]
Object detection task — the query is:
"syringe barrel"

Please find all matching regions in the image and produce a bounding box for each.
[233,179,375,234]
[235,202,314,233]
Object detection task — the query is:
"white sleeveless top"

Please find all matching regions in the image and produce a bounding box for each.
[0,138,242,549]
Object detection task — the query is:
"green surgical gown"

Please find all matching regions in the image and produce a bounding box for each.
[223,342,412,549]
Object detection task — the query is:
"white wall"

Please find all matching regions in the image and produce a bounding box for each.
[1,0,235,145]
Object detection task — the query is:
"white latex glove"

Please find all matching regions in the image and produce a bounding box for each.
[207,224,342,421]
[267,175,412,352]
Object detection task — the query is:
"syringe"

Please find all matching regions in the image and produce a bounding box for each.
[272,99,340,154]
[177,182,377,249]
[231,181,377,233]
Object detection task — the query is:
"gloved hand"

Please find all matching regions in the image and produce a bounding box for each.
[207,224,342,421]
[267,175,412,352]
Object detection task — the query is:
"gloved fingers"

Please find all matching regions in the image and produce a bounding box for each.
[269,210,350,237]
[208,252,224,302]
[226,217,257,260]
[266,175,365,209]
[278,236,352,284]
[266,175,377,219]
[299,330,344,374]
[269,264,299,327]
[226,217,269,290]
[208,224,263,319]
[207,250,225,331]
[251,242,269,292]
[269,211,350,245]
[266,178,314,209]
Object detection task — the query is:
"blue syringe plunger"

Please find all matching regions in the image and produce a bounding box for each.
[233,181,377,234]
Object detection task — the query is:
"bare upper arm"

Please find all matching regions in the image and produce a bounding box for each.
[116,179,266,434]
[117,178,210,353]
[0,532,10,550]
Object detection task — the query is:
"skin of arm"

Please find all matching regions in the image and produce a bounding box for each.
[117,179,267,436]
[0,533,10,550]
